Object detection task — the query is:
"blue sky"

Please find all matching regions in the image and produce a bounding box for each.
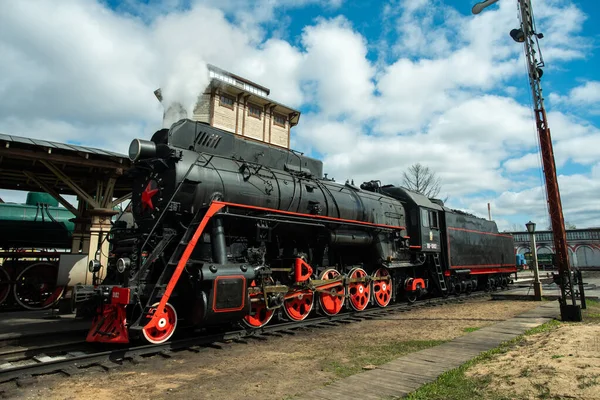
[1,0,599,231]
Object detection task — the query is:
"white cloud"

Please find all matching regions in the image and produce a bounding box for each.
[555,133,600,166]
[502,111,600,172]
[293,116,360,155]
[0,0,598,231]
[569,81,600,105]
[503,152,541,173]
[534,0,589,62]
[0,1,157,124]
[592,162,600,179]
[549,81,600,108]
[299,17,376,120]
[470,171,600,230]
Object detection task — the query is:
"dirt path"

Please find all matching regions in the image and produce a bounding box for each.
[469,322,600,399]
[10,299,541,400]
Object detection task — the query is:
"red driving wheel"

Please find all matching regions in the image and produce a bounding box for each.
[142,302,178,344]
[348,267,370,311]
[243,279,275,328]
[372,268,392,307]
[318,268,345,316]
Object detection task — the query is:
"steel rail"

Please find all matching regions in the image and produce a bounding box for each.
[0,291,493,387]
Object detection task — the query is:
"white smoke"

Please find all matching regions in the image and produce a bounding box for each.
[158,54,210,129]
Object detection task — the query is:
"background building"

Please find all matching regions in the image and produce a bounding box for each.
[156,64,300,149]
[510,228,600,269]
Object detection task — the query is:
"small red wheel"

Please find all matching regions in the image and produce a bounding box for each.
[243,280,275,328]
[372,268,392,307]
[283,289,314,321]
[348,267,370,311]
[318,268,345,316]
[142,302,177,344]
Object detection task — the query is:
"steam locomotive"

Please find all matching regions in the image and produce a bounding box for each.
[0,193,74,310]
[85,119,516,344]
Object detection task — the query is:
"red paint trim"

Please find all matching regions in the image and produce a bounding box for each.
[405,278,426,291]
[143,202,226,333]
[450,266,517,274]
[447,227,513,238]
[294,258,313,283]
[86,305,129,344]
[213,200,405,230]
[212,275,246,313]
[409,245,421,249]
[110,287,130,305]
[447,230,451,266]
[450,263,514,268]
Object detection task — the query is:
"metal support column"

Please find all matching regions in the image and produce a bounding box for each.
[473,0,581,321]
[528,230,542,300]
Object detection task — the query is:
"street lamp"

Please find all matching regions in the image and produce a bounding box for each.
[526,221,543,300]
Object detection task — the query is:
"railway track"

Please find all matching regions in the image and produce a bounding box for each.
[0,291,493,392]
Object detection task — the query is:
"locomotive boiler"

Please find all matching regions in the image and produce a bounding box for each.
[85,120,515,345]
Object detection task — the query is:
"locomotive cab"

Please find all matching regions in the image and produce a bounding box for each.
[377,185,444,253]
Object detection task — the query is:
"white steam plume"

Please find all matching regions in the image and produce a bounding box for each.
[158,54,210,129]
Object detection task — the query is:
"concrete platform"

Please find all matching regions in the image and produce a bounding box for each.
[494,272,600,301]
[0,309,90,341]
[294,302,560,400]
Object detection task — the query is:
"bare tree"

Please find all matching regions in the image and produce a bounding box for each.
[402,163,443,199]
[546,221,577,230]
[509,223,524,232]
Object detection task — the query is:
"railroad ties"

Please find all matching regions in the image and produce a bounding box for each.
[0,292,490,396]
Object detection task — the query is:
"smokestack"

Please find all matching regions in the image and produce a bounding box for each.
[163,103,188,129]
[154,88,163,102]
[487,202,492,221]
[154,87,188,129]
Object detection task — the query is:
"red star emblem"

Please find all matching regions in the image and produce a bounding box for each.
[141,181,159,211]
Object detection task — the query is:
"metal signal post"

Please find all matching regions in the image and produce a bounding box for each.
[472,0,581,321]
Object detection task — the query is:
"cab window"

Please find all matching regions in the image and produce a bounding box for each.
[429,210,439,229]
[421,209,429,227]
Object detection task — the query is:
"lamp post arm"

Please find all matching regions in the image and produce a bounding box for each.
[472,0,500,14]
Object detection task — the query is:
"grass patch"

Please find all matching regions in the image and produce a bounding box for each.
[519,367,532,377]
[583,299,600,323]
[576,374,600,389]
[321,340,445,378]
[463,327,480,333]
[524,319,561,335]
[404,319,562,400]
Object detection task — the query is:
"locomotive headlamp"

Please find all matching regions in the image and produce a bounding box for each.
[129,139,156,161]
[116,257,131,274]
[88,259,102,273]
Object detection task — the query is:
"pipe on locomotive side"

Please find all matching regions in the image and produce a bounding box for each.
[329,230,373,245]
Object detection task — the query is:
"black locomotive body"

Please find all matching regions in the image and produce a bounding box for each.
[375,184,516,293]
[86,120,515,344]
